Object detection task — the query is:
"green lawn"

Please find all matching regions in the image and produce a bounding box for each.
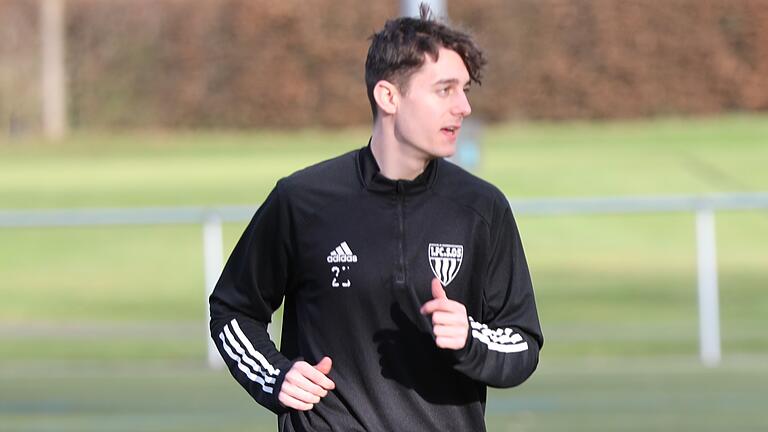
[1,114,766,208]
[1,114,766,430]
[1,357,766,431]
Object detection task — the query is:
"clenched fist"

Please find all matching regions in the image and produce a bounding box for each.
[278,356,335,411]
[420,278,469,350]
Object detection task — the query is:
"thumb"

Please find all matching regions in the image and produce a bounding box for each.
[314,356,333,375]
[431,278,447,299]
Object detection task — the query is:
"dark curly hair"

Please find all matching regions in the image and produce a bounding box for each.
[364,3,486,119]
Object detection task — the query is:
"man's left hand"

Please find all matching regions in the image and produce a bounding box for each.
[420,278,469,350]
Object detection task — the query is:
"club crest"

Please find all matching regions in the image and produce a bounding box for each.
[428,243,463,286]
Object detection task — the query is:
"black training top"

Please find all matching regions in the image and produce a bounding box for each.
[209,144,543,432]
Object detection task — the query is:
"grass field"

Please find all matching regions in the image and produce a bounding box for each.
[1,114,767,431]
[2,357,766,432]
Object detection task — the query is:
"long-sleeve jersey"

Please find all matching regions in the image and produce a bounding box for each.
[209,144,543,431]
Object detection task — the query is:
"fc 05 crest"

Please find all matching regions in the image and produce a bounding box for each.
[428,243,463,286]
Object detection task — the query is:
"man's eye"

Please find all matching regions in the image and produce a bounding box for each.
[438,87,451,96]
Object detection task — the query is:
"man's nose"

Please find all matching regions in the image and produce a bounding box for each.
[452,91,472,118]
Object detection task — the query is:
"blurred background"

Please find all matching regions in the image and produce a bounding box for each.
[1,0,766,431]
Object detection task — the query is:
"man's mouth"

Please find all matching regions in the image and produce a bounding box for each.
[441,125,460,137]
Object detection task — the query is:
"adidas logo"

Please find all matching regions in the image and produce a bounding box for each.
[326,241,358,263]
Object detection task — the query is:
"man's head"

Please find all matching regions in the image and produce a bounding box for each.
[365,5,486,160]
[365,5,486,120]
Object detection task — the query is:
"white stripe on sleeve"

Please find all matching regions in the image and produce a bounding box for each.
[223,325,276,384]
[468,317,529,353]
[230,318,281,376]
[218,332,274,393]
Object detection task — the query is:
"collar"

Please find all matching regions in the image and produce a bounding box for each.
[356,140,439,195]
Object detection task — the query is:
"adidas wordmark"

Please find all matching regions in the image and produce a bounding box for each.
[327,241,358,263]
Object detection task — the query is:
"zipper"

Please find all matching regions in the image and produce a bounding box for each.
[393,180,432,334]
[394,181,432,334]
[395,181,406,284]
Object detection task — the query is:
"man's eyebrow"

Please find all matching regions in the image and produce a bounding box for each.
[433,78,468,86]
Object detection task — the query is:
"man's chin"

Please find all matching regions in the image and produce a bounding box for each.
[408,141,455,160]
[437,146,457,159]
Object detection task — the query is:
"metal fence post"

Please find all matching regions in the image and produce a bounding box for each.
[41,0,68,139]
[695,208,721,367]
[203,213,225,369]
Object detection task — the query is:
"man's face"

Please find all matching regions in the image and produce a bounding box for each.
[393,47,472,160]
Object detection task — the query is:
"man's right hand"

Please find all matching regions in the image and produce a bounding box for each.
[278,356,335,411]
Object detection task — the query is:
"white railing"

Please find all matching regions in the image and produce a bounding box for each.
[2,192,767,368]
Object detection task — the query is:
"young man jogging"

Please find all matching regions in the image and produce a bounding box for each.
[209,6,543,431]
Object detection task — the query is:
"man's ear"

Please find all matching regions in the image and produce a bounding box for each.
[373,80,399,115]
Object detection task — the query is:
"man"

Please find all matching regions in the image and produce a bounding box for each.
[209,5,543,431]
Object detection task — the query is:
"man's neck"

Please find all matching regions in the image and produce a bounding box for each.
[370,125,431,181]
